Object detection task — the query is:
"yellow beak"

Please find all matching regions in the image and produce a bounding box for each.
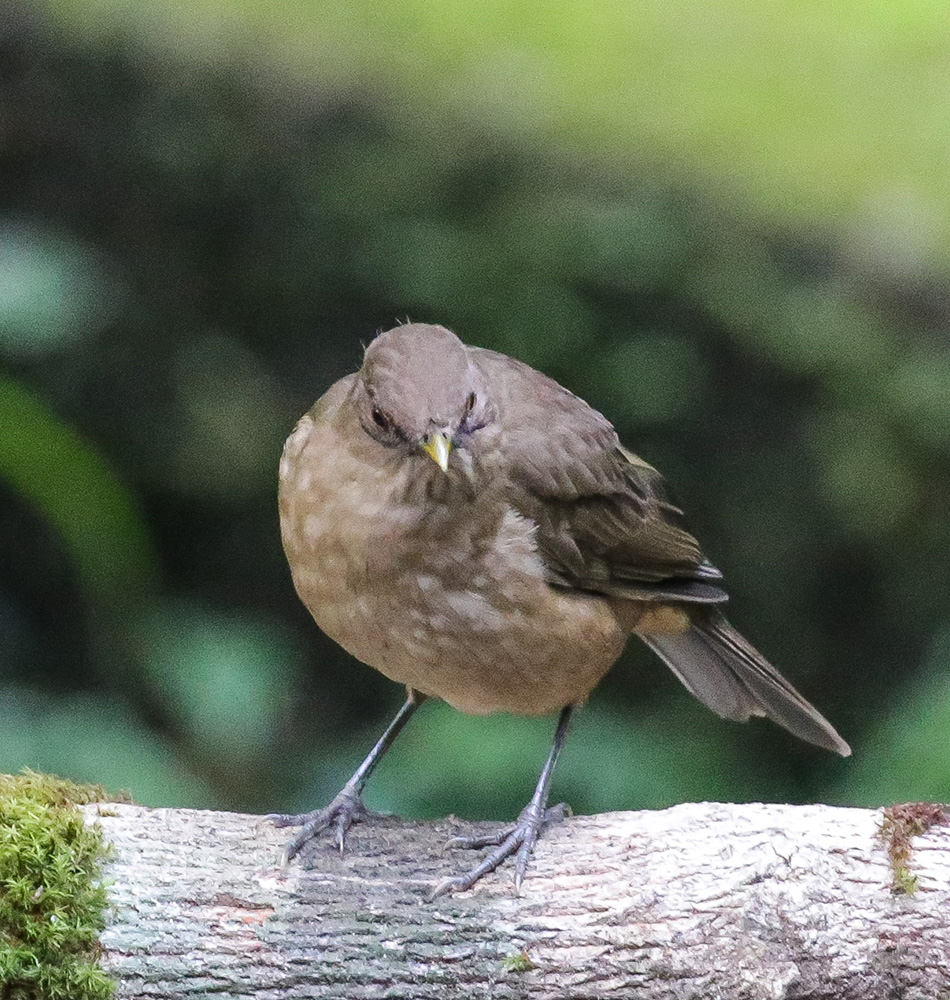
[421,431,452,472]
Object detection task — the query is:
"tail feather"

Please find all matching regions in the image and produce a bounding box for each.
[640,610,851,756]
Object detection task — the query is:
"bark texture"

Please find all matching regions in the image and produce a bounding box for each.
[81,801,950,999]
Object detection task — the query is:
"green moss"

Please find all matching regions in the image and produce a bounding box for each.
[0,770,129,999]
[502,950,536,973]
[879,801,949,896]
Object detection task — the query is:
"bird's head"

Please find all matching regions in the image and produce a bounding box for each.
[355,323,492,472]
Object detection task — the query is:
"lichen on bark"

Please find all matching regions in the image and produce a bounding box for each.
[879,801,950,895]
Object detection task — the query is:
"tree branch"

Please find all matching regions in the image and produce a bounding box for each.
[83,801,950,999]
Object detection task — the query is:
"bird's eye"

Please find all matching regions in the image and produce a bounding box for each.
[460,391,486,434]
[371,406,392,431]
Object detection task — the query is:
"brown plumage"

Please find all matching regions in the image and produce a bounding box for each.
[273,322,849,896]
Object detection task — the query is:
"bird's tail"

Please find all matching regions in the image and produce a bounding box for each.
[640,609,850,756]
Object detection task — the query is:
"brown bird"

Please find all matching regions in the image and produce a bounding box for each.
[272,322,850,896]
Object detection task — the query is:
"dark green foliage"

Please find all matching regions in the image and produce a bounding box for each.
[0,5,948,821]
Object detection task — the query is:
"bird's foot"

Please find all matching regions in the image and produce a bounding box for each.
[431,802,571,899]
[267,783,374,862]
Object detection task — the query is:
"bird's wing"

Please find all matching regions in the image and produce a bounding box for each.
[470,348,725,602]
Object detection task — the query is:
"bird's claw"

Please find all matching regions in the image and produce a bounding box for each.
[431,801,571,899]
[266,784,369,862]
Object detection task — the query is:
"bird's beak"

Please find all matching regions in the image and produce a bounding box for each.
[421,431,452,472]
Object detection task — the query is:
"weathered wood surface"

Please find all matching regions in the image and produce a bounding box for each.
[81,801,950,999]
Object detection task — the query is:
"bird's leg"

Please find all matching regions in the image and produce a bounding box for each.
[268,690,427,862]
[431,704,574,898]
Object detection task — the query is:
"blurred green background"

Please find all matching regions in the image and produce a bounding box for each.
[1,0,949,826]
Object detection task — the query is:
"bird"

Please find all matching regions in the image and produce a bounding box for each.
[271,321,850,897]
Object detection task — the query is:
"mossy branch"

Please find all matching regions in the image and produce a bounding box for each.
[72,798,950,999]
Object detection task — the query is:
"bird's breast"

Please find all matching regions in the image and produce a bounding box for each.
[279,412,626,715]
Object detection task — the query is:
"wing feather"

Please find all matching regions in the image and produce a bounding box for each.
[471,348,724,602]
